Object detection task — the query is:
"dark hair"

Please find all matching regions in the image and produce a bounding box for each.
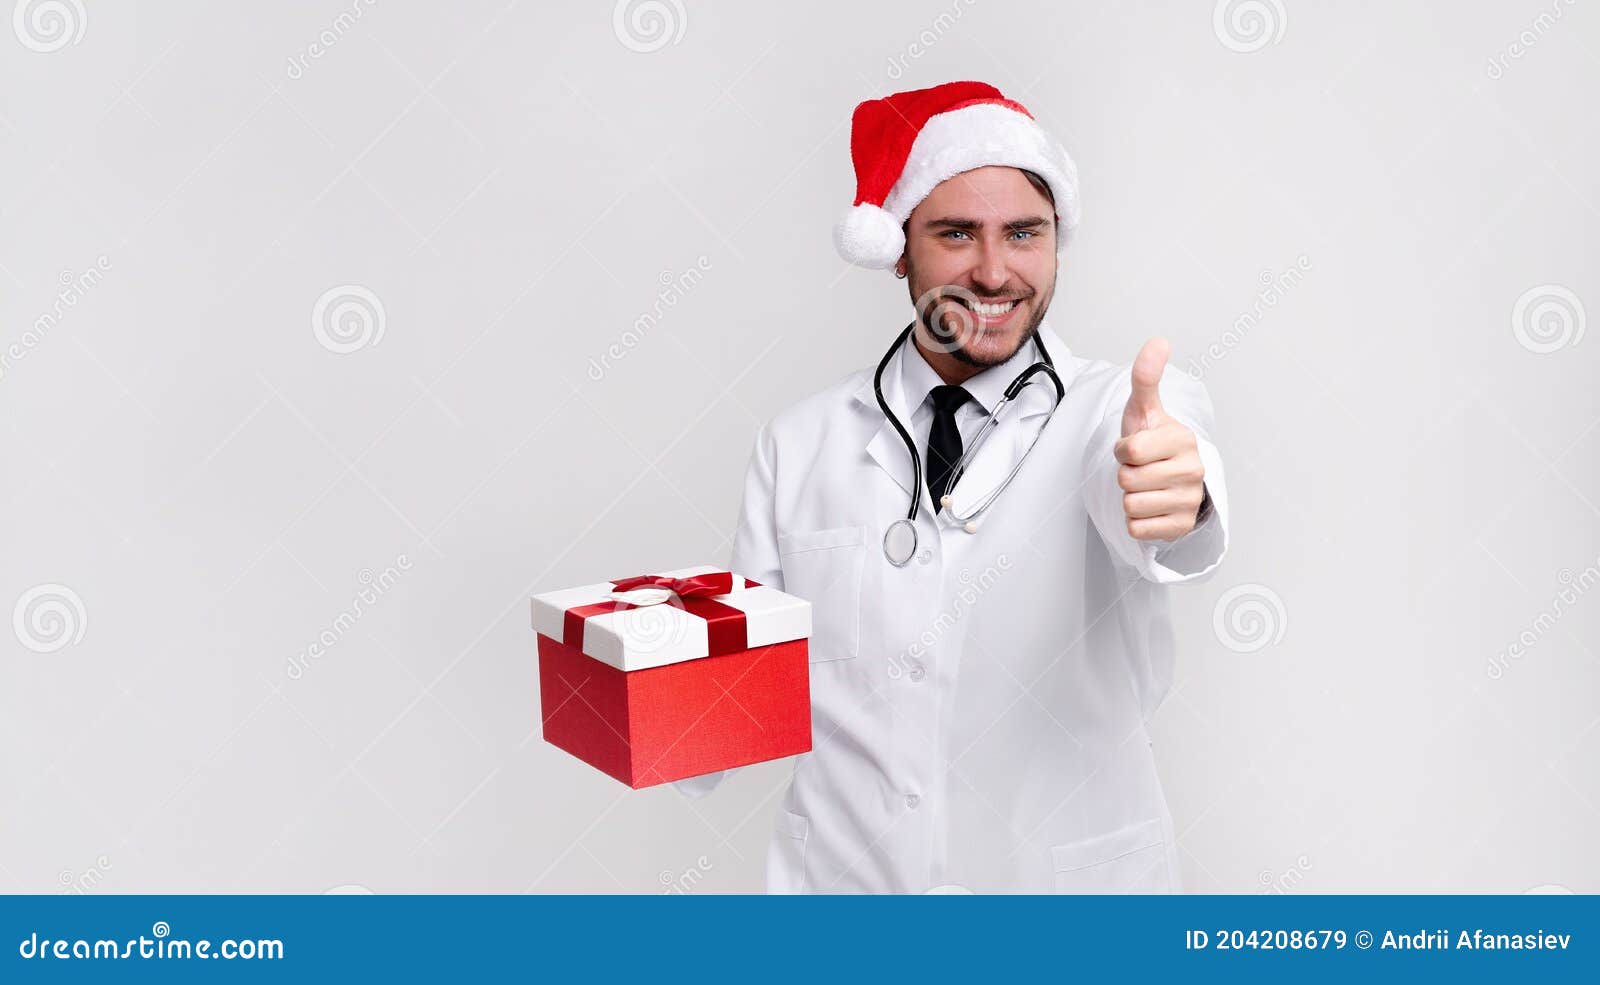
[1020,169,1056,209]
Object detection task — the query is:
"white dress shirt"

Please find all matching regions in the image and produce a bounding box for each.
[897,328,1049,506]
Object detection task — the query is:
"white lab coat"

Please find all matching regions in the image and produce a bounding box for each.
[680,320,1229,893]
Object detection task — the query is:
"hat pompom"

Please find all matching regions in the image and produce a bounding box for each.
[833,203,904,269]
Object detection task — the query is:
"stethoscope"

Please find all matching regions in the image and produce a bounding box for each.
[875,321,1065,566]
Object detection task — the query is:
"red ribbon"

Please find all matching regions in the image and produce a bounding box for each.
[610,572,738,598]
[561,571,761,661]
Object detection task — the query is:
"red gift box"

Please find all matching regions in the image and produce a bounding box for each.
[531,567,812,788]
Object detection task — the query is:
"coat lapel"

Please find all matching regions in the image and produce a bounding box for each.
[855,343,917,498]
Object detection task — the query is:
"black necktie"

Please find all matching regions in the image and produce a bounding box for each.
[926,384,974,511]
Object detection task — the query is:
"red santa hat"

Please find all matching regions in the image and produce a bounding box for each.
[833,80,1081,269]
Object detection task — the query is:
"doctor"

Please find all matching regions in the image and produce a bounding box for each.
[678,80,1229,893]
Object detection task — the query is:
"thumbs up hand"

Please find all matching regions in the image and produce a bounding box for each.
[1113,338,1208,542]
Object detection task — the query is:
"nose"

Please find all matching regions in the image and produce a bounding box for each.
[969,238,1011,294]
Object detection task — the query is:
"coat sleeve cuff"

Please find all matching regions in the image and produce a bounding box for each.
[672,770,728,799]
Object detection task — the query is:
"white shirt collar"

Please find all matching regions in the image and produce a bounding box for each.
[899,325,1045,419]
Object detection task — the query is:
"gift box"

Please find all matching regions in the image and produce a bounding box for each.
[531,566,812,789]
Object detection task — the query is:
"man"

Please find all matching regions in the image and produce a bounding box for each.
[679,80,1228,893]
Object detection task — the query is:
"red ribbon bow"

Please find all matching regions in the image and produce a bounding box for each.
[561,571,761,661]
[608,571,736,599]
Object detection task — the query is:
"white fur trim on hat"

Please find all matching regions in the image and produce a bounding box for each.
[833,203,905,269]
[879,102,1080,250]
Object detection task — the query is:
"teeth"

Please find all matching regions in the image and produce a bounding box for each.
[970,300,1017,317]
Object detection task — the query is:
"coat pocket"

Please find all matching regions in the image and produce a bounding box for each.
[777,525,865,663]
[1050,817,1169,893]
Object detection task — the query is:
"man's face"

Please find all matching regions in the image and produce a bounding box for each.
[901,165,1058,368]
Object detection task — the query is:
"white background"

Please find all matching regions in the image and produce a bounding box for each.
[1,1,1596,892]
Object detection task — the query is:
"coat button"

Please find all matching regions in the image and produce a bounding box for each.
[905,793,921,809]
[916,550,932,564]
[908,664,926,682]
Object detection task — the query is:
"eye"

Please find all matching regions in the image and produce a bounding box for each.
[1009,229,1036,241]
[940,230,970,240]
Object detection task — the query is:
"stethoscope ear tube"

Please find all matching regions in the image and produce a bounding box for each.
[1002,361,1064,403]
[874,323,922,567]
[873,322,923,525]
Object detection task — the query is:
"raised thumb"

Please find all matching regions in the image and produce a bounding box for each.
[1121,336,1170,436]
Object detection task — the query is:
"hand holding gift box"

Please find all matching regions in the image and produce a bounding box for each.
[531,566,812,789]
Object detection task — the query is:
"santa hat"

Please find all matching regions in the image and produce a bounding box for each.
[833,80,1081,269]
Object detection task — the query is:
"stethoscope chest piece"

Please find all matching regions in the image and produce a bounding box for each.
[883,518,918,567]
